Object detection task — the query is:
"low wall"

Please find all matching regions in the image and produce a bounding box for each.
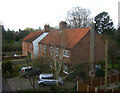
[2,55,27,61]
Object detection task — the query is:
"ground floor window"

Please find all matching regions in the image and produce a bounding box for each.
[49,61,53,68]
[56,61,59,70]
[63,65,68,74]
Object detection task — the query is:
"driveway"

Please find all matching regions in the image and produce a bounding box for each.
[7,76,76,91]
[7,76,40,91]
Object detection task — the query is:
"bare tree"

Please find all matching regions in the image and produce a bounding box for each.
[66,6,92,28]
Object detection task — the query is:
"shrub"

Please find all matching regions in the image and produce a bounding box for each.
[2,60,13,73]
[96,69,105,77]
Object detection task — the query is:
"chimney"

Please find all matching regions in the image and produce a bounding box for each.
[44,24,50,32]
[59,21,67,31]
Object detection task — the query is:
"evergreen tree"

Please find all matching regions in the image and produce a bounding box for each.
[94,11,114,35]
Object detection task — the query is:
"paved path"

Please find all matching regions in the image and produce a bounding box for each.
[2,77,13,92]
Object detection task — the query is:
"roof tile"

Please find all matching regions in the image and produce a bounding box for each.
[39,28,90,49]
[23,31,44,42]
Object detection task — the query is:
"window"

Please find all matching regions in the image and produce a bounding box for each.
[63,65,68,74]
[26,51,27,55]
[40,45,42,52]
[25,43,26,48]
[56,61,59,70]
[30,44,32,49]
[50,46,53,55]
[43,45,46,53]
[63,50,69,57]
[49,61,53,68]
[56,47,58,56]
[23,42,24,47]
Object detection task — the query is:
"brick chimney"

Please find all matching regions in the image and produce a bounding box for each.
[44,24,50,32]
[59,21,67,31]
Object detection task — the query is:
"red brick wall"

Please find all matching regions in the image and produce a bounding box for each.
[94,34,105,62]
[22,41,33,58]
[71,32,90,64]
[71,31,105,64]
[38,44,71,63]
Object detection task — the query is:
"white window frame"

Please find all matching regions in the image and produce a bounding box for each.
[50,46,53,55]
[30,43,32,49]
[25,43,26,48]
[43,45,46,53]
[63,50,69,57]
[56,47,58,57]
[63,65,68,74]
[26,51,27,55]
[49,61,53,68]
[40,44,42,52]
[23,42,24,47]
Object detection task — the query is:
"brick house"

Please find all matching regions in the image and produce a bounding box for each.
[22,25,50,58]
[38,21,105,71]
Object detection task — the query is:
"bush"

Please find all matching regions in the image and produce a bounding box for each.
[2,61,22,78]
[69,64,86,80]
[96,69,105,77]
[2,60,13,73]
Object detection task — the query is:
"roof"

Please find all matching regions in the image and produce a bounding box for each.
[23,31,44,42]
[39,28,90,49]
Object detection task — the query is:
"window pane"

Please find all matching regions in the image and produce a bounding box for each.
[40,45,42,52]
[56,48,58,56]
[44,45,46,53]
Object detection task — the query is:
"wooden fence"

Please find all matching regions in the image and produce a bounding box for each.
[78,72,120,92]
[82,72,120,87]
[78,83,119,92]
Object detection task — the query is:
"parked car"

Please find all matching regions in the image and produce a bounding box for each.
[20,66,41,78]
[38,73,63,86]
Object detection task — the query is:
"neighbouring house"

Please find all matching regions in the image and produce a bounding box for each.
[38,21,105,72]
[22,24,50,58]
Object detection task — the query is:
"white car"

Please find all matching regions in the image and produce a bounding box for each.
[20,66,41,78]
[38,73,63,86]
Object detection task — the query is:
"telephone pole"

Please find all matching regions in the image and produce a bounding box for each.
[105,40,108,90]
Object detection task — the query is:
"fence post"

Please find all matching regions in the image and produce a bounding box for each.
[77,81,78,91]
[91,78,93,87]
[95,88,97,93]
[109,75,110,88]
[100,78,102,87]
[87,85,89,93]
[117,72,119,87]
[112,89,114,93]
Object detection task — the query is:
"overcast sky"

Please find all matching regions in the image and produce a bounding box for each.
[0,0,119,31]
